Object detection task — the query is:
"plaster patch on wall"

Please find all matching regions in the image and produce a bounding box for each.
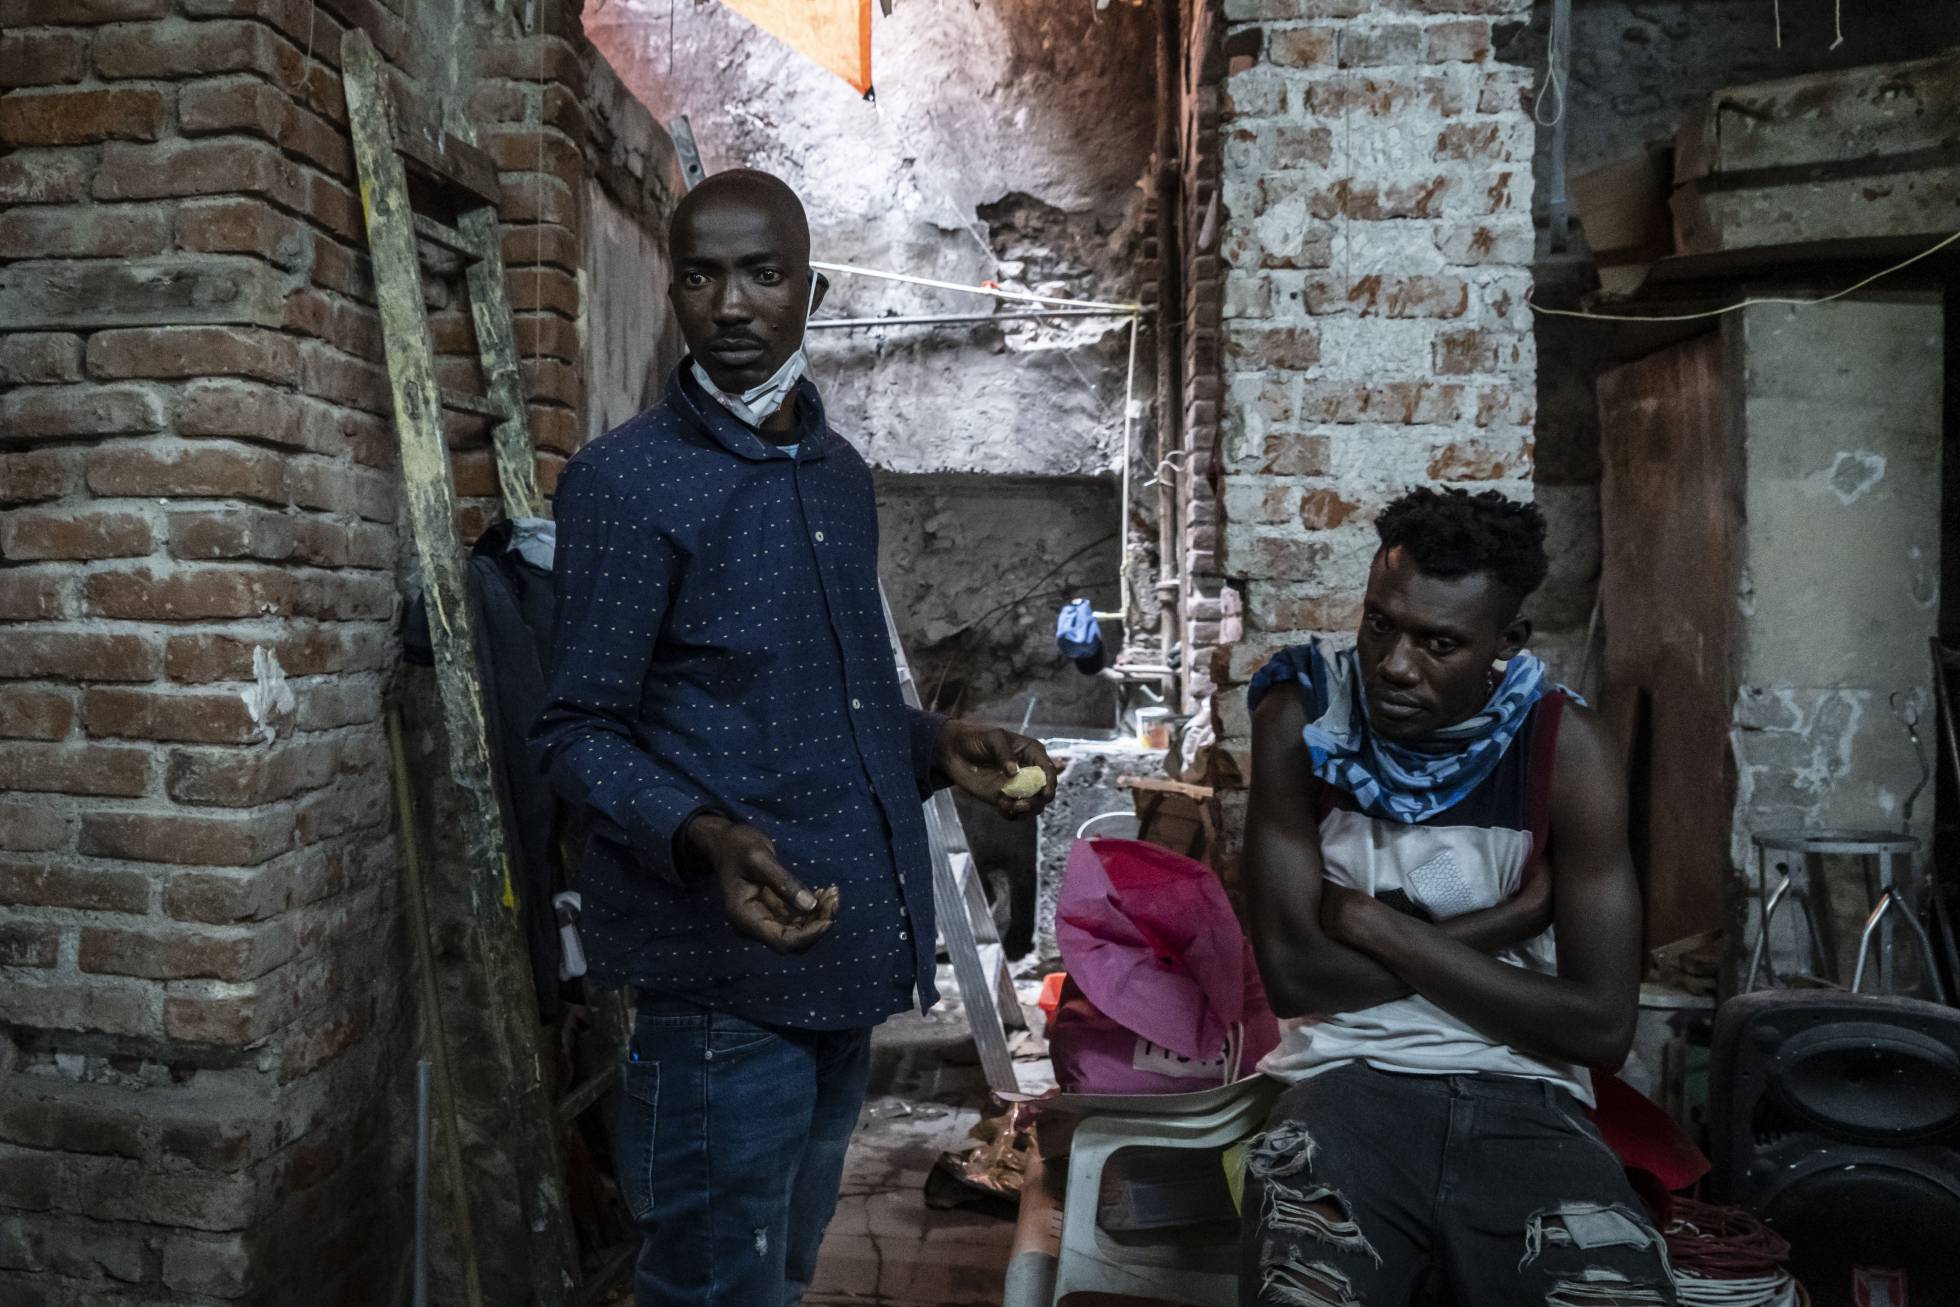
[240,647,296,746]
[1908,544,1937,609]
[1811,450,1887,505]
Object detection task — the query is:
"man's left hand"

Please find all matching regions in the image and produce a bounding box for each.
[936,720,1058,819]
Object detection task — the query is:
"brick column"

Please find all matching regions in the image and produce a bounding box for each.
[1178,0,1233,718]
[0,2,417,1300]
[467,25,589,531]
[1206,0,1538,773]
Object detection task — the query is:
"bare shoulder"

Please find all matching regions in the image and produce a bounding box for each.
[1548,696,1628,826]
[1252,681,1308,739]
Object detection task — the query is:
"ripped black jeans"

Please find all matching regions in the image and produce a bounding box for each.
[1240,1064,1677,1307]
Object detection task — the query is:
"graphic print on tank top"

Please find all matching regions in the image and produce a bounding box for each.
[1259,692,1595,1103]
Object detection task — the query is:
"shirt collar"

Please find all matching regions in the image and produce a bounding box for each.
[670,360,828,463]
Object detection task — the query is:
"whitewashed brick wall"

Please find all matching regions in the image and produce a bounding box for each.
[1210,0,1538,762]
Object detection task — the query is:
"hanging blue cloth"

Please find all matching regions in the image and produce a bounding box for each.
[1056,598,1106,675]
[1247,638,1560,824]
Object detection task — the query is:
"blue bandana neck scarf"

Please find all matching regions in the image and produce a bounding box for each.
[1247,638,1558,824]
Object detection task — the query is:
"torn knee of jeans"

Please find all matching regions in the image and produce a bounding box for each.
[1259,1245,1363,1307]
[1544,1267,1671,1306]
[1519,1202,1670,1274]
[1262,1182,1382,1268]
[1247,1122,1319,1181]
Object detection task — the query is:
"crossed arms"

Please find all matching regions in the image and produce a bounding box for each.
[1241,689,1644,1069]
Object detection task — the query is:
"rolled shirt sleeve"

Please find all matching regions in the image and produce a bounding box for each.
[906,705,948,799]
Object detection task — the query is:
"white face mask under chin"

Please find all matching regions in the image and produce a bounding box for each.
[692,276,818,429]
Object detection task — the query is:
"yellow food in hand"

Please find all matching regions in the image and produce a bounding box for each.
[1001,767,1046,799]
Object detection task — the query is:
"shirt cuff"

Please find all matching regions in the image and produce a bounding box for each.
[908,707,949,798]
[625,785,718,886]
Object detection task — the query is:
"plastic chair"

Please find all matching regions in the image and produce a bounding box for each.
[1005,1075,1280,1307]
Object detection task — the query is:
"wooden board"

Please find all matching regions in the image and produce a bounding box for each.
[1598,329,1739,953]
[1671,50,1960,257]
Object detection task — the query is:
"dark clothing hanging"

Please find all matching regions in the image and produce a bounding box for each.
[404,519,569,1020]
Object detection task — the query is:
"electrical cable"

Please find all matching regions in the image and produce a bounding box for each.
[1666,1199,1796,1307]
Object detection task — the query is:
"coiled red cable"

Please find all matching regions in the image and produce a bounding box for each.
[1666,1198,1791,1279]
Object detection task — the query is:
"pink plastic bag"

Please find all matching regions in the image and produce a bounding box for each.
[1049,838,1279,1094]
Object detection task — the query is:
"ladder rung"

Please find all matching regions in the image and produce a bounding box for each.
[439,388,512,421]
[413,213,478,260]
[556,1068,614,1126]
[390,93,502,204]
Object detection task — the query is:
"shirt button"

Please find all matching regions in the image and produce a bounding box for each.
[851,698,862,710]
[815,531,825,542]
[899,930,909,942]
[899,906,909,917]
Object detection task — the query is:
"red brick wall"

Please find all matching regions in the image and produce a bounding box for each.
[1,4,410,1299]
[0,1,675,1299]
[1176,0,1236,720]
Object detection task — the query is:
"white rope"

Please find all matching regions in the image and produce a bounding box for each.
[810,260,1142,313]
[1145,451,1190,488]
[1527,227,1960,323]
[1534,7,1566,128]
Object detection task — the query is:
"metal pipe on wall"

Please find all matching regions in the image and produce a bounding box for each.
[1153,0,1186,708]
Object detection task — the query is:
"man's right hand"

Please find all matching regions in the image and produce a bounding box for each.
[684,814,837,953]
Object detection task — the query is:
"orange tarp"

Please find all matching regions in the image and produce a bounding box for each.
[717,0,873,95]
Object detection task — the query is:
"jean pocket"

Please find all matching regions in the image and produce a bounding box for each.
[706,1014,781,1058]
[615,1058,659,1221]
[1546,1094,1622,1165]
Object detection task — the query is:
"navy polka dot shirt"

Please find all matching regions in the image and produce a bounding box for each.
[532,365,945,1030]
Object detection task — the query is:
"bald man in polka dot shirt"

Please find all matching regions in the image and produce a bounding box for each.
[533,171,1059,1306]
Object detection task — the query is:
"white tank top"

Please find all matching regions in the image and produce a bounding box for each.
[1258,701,1594,1105]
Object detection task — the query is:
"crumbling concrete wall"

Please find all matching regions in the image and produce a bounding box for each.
[1519,0,1960,684]
[1730,297,1943,867]
[1206,0,1540,782]
[0,0,677,1299]
[584,0,1159,728]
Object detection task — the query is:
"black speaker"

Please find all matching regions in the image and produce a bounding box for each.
[1711,990,1960,1307]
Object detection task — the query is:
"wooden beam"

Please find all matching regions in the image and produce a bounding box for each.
[460,205,545,521]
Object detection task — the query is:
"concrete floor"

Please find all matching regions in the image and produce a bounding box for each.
[805,967,1056,1306]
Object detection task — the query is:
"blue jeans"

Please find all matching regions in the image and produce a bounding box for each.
[617,1001,873,1306]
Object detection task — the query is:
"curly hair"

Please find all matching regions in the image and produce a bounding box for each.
[1374,486,1548,600]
